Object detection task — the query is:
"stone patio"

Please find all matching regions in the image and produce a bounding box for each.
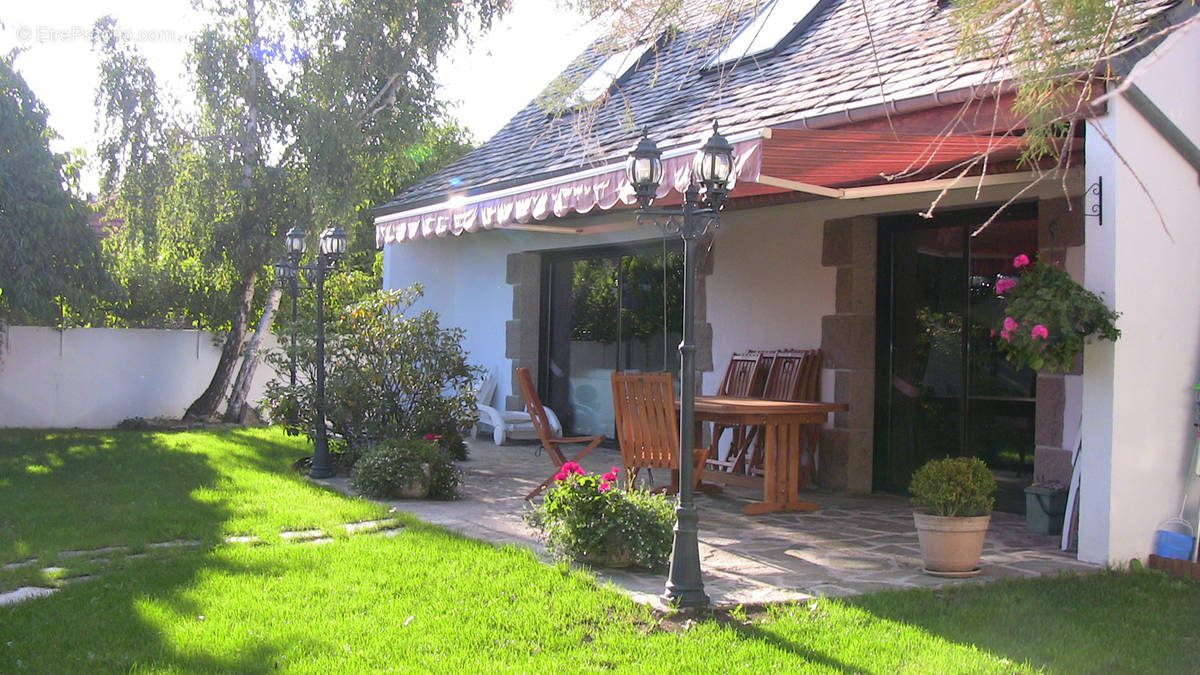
[316,438,1097,609]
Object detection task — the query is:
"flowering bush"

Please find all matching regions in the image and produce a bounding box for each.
[525,462,675,571]
[992,253,1120,372]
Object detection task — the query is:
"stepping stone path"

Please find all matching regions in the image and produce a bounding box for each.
[0,518,405,607]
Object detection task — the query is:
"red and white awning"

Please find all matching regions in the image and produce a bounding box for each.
[375,129,1026,246]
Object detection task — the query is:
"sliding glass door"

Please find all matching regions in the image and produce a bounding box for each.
[542,243,683,437]
[875,205,1039,505]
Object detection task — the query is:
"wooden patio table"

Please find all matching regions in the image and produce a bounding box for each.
[686,396,847,515]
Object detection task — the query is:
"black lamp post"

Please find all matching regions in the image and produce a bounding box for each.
[273,243,301,426]
[626,121,736,609]
[274,224,347,479]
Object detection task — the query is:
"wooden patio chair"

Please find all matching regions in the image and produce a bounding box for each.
[611,371,709,493]
[704,352,767,475]
[748,349,824,486]
[516,367,604,501]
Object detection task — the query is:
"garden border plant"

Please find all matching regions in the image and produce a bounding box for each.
[350,436,462,500]
[525,462,675,571]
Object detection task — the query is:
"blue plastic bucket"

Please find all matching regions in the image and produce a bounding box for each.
[1154,529,1196,560]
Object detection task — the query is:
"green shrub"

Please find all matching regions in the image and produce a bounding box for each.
[263,285,482,459]
[909,456,996,517]
[525,463,675,572]
[350,437,461,501]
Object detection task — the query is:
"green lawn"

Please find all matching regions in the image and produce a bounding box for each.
[2,428,1197,673]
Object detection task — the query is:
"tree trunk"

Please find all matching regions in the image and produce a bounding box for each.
[184,270,257,421]
[223,284,281,423]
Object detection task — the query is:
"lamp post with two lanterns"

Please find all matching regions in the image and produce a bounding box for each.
[625,121,736,609]
[273,225,347,480]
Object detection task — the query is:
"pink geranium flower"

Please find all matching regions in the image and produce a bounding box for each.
[599,481,611,492]
[1003,317,1019,331]
[995,278,1017,294]
[560,462,584,475]
[1013,254,1031,268]
[602,471,617,482]
[554,471,568,482]
[1031,324,1049,339]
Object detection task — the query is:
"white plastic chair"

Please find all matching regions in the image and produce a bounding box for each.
[472,371,562,445]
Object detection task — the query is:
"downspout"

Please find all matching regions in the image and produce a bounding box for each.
[1121,84,1200,182]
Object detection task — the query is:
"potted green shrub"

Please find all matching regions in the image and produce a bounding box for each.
[909,456,996,577]
[350,437,462,500]
[525,463,675,571]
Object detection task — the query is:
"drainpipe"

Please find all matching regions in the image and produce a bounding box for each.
[1121,84,1200,183]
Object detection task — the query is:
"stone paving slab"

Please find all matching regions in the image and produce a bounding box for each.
[316,438,1097,607]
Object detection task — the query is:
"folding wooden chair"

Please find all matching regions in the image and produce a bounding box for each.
[517,367,604,500]
[611,371,709,493]
[704,352,767,475]
[749,349,824,486]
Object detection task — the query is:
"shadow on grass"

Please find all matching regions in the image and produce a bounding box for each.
[0,430,231,561]
[0,430,267,671]
[844,569,1200,673]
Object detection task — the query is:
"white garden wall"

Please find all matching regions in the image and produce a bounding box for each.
[1080,22,1200,564]
[0,327,279,428]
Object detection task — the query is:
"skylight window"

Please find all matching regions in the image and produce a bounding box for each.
[570,41,656,106]
[710,0,828,68]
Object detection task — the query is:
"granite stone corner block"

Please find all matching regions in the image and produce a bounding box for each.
[505,251,539,286]
[834,369,876,430]
[822,219,853,267]
[511,278,540,318]
[818,427,873,493]
[506,320,537,365]
[1036,374,1066,448]
[849,263,876,314]
[819,428,850,489]
[1033,446,1074,485]
[820,314,876,371]
[835,267,855,314]
[849,217,877,265]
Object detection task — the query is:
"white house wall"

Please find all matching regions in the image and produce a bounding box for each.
[1080,21,1200,565]
[382,182,1066,412]
[383,219,672,405]
[704,204,836,397]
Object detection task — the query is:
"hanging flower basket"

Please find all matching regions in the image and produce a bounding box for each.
[992,254,1121,373]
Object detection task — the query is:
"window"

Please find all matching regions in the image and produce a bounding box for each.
[709,0,829,68]
[569,41,656,106]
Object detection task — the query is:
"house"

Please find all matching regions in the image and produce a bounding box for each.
[374,0,1200,566]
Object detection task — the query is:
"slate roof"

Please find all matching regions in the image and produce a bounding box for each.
[378,0,1172,216]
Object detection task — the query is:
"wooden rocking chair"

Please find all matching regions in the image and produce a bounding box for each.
[611,371,709,493]
[516,367,604,501]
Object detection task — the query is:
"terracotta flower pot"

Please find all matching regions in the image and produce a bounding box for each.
[913,512,991,575]
[394,463,432,499]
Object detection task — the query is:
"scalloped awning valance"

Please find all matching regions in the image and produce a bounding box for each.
[375,129,1025,246]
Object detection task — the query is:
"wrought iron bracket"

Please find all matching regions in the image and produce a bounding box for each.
[635,210,721,240]
[1084,176,1102,227]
